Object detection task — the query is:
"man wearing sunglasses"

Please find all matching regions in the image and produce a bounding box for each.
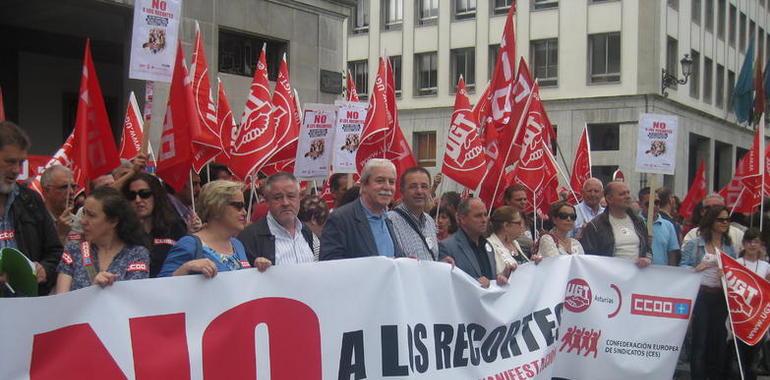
[580,181,652,268]
[639,187,680,266]
[40,165,74,244]
[682,193,745,252]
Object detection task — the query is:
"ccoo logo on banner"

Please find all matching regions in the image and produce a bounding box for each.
[0,256,699,380]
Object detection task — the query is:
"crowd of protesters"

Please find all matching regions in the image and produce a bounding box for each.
[3,119,770,378]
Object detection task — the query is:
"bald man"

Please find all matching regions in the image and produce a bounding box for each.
[573,178,605,238]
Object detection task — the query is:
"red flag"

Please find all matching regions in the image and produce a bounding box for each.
[441,76,486,189]
[679,161,707,220]
[720,251,770,345]
[157,42,197,192]
[0,85,5,121]
[262,54,301,175]
[509,83,556,164]
[190,22,222,171]
[567,125,592,204]
[215,77,236,166]
[70,39,121,187]
[508,138,560,214]
[723,128,763,214]
[45,132,85,190]
[230,44,277,179]
[346,70,360,102]
[118,92,144,160]
[487,3,517,131]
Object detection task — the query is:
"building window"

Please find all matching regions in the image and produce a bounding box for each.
[587,123,620,151]
[390,56,402,96]
[588,32,621,83]
[415,52,438,96]
[666,37,678,78]
[717,0,725,40]
[704,0,714,33]
[417,0,438,25]
[729,4,736,47]
[703,57,713,104]
[592,165,620,186]
[352,0,369,34]
[750,21,756,50]
[489,44,499,80]
[667,0,678,10]
[451,48,475,92]
[760,30,765,61]
[533,0,558,11]
[740,12,746,51]
[348,60,368,99]
[454,0,476,20]
[531,38,558,86]
[716,64,725,109]
[494,0,514,14]
[692,0,701,25]
[414,131,436,167]
[383,0,403,29]
[690,50,700,99]
[218,29,288,81]
[727,70,735,113]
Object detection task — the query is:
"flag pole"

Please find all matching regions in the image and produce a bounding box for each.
[247,174,256,222]
[717,250,746,380]
[760,114,765,232]
[548,145,588,223]
[189,170,196,215]
[141,81,154,155]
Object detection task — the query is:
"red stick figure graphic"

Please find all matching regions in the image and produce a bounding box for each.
[567,328,584,354]
[584,330,601,358]
[560,327,575,352]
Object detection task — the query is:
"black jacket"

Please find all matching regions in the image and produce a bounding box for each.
[579,208,651,258]
[319,199,404,260]
[11,185,64,294]
[238,217,317,265]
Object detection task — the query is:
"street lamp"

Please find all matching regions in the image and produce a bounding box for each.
[661,54,694,97]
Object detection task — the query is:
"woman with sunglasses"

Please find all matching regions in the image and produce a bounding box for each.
[159,180,250,278]
[680,205,737,380]
[537,201,584,258]
[55,187,150,293]
[487,206,529,275]
[122,173,187,277]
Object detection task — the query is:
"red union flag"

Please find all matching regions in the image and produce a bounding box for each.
[720,252,770,345]
[507,137,560,214]
[568,125,592,204]
[509,83,556,164]
[488,3,517,129]
[118,92,144,160]
[215,77,236,164]
[157,42,196,193]
[70,39,121,186]
[679,161,707,220]
[722,128,762,214]
[442,76,486,189]
[262,54,301,175]
[190,22,222,171]
[346,70,360,102]
[231,44,277,179]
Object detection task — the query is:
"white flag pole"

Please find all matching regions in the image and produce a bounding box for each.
[716,250,746,380]
[760,114,765,231]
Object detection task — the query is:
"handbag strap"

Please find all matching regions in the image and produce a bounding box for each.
[392,208,436,260]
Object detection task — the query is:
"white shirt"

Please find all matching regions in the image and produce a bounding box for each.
[266,212,315,265]
[700,252,721,287]
[737,257,770,279]
[538,234,585,257]
[572,202,604,237]
[609,213,639,261]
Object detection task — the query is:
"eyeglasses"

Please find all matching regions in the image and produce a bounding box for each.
[229,201,246,211]
[745,239,763,245]
[556,212,578,221]
[715,217,731,224]
[49,184,73,192]
[510,220,524,226]
[126,189,153,200]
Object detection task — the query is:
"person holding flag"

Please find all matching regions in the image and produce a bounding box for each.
[680,205,737,380]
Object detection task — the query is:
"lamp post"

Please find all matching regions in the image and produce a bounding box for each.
[661,54,694,97]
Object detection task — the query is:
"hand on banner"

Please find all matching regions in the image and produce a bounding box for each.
[531,254,544,265]
[33,262,46,284]
[478,276,491,288]
[177,258,218,278]
[440,255,455,268]
[254,257,272,272]
[636,256,652,269]
[496,262,516,287]
[93,271,118,288]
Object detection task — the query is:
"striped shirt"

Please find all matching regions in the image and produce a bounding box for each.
[266,212,314,265]
[387,204,438,261]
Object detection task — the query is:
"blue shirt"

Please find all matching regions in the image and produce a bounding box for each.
[57,242,150,291]
[360,200,395,257]
[159,235,250,277]
[647,216,680,265]
[0,184,19,249]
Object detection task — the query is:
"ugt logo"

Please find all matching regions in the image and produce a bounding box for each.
[564,278,592,313]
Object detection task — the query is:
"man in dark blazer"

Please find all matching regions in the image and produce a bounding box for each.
[439,197,512,288]
[239,172,317,270]
[320,159,404,260]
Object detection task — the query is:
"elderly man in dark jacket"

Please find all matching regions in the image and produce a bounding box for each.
[580,181,652,268]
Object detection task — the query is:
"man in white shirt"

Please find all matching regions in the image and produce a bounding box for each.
[573,177,605,238]
[239,172,316,270]
[682,193,745,252]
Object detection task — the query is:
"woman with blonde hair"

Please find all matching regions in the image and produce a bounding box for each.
[159,180,250,277]
[487,206,529,275]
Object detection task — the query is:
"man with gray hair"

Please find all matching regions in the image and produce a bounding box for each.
[682,193,745,252]
[572,177,605,238]
[239,172,317,270]
[40,165,74,243]
[320,159,404,260]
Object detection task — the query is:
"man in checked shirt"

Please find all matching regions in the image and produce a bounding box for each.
[388,167,453,265]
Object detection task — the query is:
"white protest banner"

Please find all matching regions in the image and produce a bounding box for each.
[635,113,678,175]
[332,101,368,173]
[294,104,337,179]
[128,0,182,82]
[0,256,699,380]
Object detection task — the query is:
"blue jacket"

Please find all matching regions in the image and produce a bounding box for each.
[680,236,737,268]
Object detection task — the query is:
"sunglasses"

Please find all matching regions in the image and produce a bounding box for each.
[556,212,578,221]
[126,189,153,200]
[229,201,246,211]
[715,217,731,224]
